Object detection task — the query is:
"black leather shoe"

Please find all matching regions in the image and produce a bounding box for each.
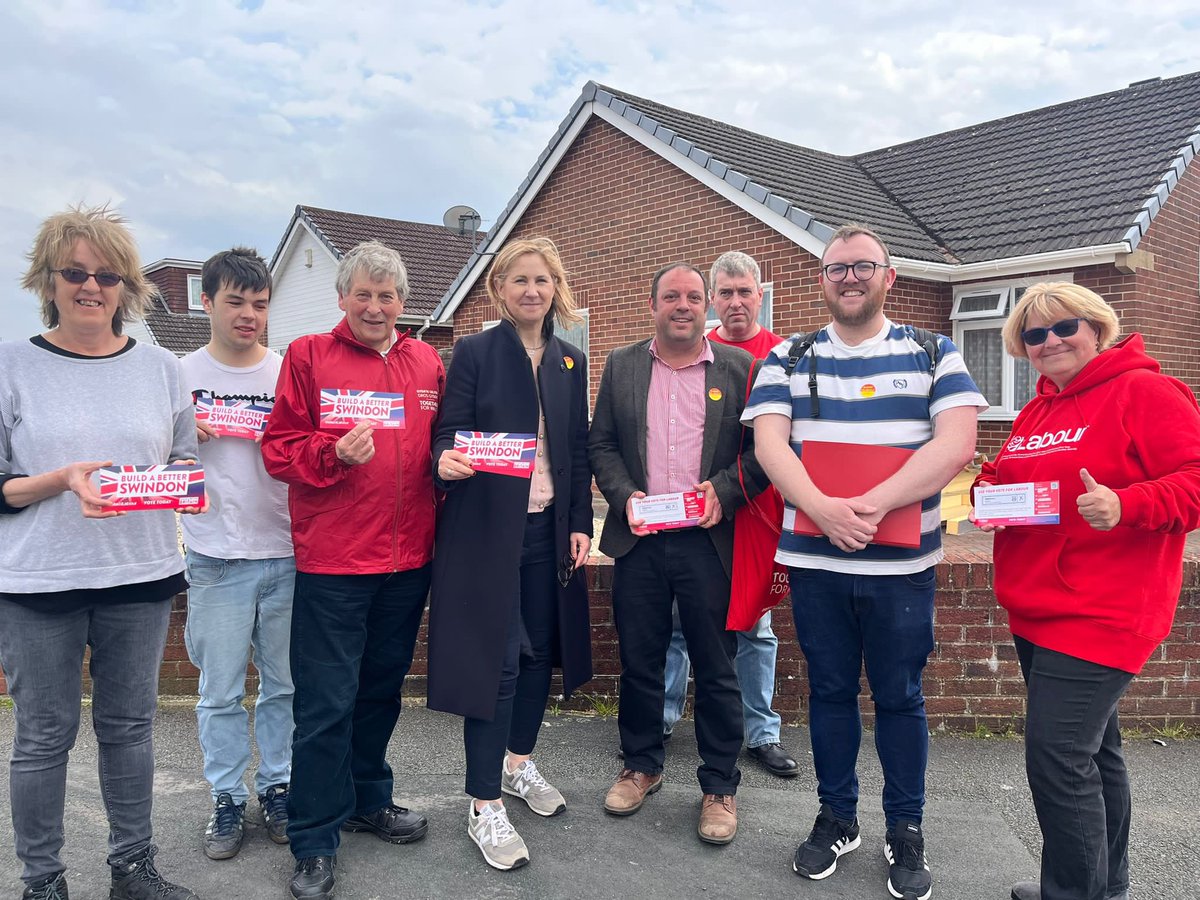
[342,803,428,844]
[748,742,800,777]
[290,856,335,900]
[1011,883,1040,900]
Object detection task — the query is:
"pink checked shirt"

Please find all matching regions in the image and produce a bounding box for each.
[645,338,714,496]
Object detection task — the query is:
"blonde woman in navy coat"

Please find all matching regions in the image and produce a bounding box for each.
[428,237,593,871]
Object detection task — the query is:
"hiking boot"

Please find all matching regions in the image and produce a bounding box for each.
[792,804,861,880]
[342,802,428,844]
[698,793,737,844]
[289,855,335,899]
[468,801,530,871]
[885,819,933,900]
[23,872,68,900]
[109,845,199,900]
[501,754,566,817]
[258,783,290,844]
[603,768,663,816]
[203,792,245,860]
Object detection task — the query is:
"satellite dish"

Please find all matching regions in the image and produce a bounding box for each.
[443,204,482,238]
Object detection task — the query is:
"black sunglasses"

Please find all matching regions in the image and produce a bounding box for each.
[1020,317,1086,346]
[53,267,123,288]
[557,553,577,589]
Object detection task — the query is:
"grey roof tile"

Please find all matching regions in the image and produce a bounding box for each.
[143,295,210,356]
[297,206,479,318]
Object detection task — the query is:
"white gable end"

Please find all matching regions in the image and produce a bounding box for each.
[269,224,340,353]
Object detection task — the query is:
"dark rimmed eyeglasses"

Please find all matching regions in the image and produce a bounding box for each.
[821,260,888,283]
[53,267,123,288]
[1020,318,1086,346]
[557,553,577,589]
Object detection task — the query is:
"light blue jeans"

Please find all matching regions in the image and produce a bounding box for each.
[664,602,782,747]
[0,595,171,883]
[184,550,296,803]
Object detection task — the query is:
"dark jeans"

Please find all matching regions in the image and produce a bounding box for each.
[613,529,742,795]
[0,596,171,883]
[286,566,430,859]
[1015,636,1133,900]
[464,509,558,800]
[789,567,935,826]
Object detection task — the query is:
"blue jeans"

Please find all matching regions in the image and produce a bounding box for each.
[184,550,296,803]
[286,566,430,859]
[789,567,935,826]
[0,595,171,883]
[664,607,781,747]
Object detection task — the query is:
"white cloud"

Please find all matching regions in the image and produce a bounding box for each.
[2,0,1200,341]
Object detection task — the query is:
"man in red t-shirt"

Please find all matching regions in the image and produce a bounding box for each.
[662,251,799,778]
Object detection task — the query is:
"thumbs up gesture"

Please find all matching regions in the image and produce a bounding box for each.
[1077,468,1121,531]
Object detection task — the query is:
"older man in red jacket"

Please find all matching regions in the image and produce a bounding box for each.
[261,240,444,900]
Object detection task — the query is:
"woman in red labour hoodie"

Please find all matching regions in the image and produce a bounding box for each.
[971,282,1200,900]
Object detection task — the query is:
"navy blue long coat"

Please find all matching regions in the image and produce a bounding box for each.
[426,318,594,721]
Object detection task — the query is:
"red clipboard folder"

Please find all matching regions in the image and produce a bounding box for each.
[792,440,922,548]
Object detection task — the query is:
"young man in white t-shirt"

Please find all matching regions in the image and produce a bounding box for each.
[180,248,295,861]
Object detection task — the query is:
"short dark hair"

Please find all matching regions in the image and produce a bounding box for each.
[201,247,271,300]
[821,222,891,266]
[650,262,707,303]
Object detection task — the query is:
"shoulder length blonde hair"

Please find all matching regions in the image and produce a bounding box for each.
[486,237,583,338]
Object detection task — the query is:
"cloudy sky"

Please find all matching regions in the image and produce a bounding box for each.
[3,0,1200,339]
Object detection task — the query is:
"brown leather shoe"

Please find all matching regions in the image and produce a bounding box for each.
[603,768,663,816]
[698,793,737,844]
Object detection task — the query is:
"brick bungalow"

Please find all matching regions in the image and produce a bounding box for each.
[424,73,1200,730]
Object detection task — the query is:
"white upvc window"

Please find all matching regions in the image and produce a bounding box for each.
[705,281,773,331]
[952,276,1073,420]
[187,275,204,312]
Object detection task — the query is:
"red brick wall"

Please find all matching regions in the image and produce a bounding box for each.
[146,266,200,314]
[6,550,1197,732]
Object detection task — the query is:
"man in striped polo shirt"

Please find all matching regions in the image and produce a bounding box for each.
[743,224,987,900]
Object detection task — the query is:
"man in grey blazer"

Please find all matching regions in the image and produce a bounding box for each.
[588,262,767,846]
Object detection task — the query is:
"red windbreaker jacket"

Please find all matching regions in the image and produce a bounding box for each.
[261,319,444,575]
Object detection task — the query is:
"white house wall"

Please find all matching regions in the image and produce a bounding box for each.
[268,228,340,353]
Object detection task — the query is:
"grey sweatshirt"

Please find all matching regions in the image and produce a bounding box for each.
[0,338,198,593]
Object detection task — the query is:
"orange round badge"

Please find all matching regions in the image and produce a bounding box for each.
[860,383,876,398]
[564,356,574,369]
[708,387,723,401]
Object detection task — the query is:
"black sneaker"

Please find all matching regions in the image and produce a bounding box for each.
[23,872,68,900]
[203,792,246,860]
[258,783,290,845]
[290,855,335,900]
[342,802,428,844]
[109,845,199,900]
[792,803,861,879]
[885,819,933,900]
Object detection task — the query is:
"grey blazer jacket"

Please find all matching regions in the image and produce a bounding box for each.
[587,338,767,578]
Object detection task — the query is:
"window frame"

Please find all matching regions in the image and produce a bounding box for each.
[187,274,204,313]
[951,274,1073,421]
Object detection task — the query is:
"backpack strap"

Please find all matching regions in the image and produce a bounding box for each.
[782,331,820,418]
[908,326,942,397]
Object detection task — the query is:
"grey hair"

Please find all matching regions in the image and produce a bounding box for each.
[335,240,409,299]
[709,251,761,293]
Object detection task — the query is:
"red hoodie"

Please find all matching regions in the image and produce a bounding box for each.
[973,334,1200,673]
[261,318,444,575]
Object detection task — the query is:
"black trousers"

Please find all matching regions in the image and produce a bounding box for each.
[1015,635,1133,900]
[463,509,558,800]
[612,528,741,795]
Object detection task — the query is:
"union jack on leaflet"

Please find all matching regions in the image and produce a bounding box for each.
[319,389,406,429]
[453,431,537,478]
[98,464,206,511]
[195,396,273,439]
